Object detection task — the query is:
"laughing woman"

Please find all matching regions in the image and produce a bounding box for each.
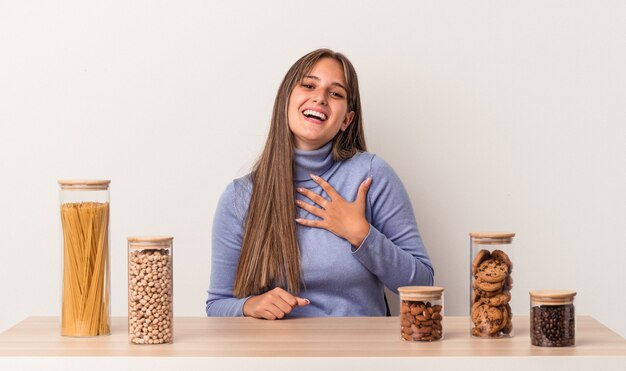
[206,49,433,319]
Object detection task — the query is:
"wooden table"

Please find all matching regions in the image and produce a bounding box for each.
[1,316,625,370]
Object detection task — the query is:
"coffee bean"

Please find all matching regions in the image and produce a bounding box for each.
[530,304,575,347]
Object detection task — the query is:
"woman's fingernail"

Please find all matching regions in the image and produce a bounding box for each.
[296,187,304,193]
[310,174,318,181]
[304,299,311,305]
[365,177,372,185]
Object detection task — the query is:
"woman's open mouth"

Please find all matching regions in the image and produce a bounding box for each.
[302,109,327,124]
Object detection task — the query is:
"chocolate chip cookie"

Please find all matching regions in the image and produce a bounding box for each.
[472,249,491,275]
[472,304,505,335]
[476,259,508,283]
[470,249,513,338]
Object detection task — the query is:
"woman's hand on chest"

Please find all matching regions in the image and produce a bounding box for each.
[295,174,372,248]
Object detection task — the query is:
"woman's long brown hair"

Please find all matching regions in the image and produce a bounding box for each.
[233,49,367,298]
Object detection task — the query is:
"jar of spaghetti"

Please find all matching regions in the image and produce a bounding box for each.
[398,286,444,342]
[128,236,174,344]
[470,232,515,338]
[530,290,576,347]
[59,180,111,336]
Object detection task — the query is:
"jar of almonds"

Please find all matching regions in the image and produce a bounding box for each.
[128,236,173,344]
[470,232,515,338]
[398,286,444,342]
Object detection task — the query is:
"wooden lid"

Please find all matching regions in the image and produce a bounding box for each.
[398,286,444,300]
[529,290,577,305]
[128,236,173,249]
[58,180,110,190]
[470,232,515,245]
[128,236,173,243]
[470,232,516,239]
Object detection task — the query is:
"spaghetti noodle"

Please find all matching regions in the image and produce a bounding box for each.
[61,202,110,336]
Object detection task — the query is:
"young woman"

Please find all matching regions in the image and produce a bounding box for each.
[206,49,433,319]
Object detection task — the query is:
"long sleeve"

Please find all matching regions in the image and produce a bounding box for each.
[205,181,250,316]
[351,155,434,292]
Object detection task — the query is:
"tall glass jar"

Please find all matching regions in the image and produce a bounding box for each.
[59,180,111,336]
[469,232,515,338]
[128,236,174,344]
[530,290,576,347]
[398,286,444,342]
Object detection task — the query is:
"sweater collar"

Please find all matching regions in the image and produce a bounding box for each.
[293,141,334,182]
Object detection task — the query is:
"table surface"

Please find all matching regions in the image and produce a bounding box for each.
[1,315,625,357]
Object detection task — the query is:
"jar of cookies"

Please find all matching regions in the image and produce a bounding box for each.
[59,180,111,337]
[128,236,174,344]
[470,232,514,338]
[398,286,444,342]
[529,290,576,347]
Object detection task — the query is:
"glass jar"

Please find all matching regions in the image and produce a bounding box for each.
[59,180,111,336]
[469,232,515,338]
[128,236,174,344]
[398,286,444,342]
[529,290,576,347]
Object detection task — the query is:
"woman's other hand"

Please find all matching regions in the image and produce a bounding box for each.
[296,175,372,247]
[243,287,310,320]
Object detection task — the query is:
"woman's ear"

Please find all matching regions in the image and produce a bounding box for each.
[341,111,355,131]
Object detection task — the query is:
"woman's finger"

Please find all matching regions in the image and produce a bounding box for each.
[295,297,311,306]
[356,177,372,204]
[295,217,324,229]
[270,300,292,317]
[275,289,299,308]
[296,199,325,217]
[310,174,342,201]
[267,288,297,314]
[262,309,278,320]
[296,187,329,207]
[262,298,286,319]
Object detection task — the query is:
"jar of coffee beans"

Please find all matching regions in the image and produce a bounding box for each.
[128,236,173,344]
[529,290,576,347]
[398,286,444,342]
[470,232,515,338]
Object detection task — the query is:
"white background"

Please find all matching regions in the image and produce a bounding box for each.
[1,0,625,338]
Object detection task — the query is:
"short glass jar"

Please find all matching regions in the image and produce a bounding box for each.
[128,236,174,344]
[398,286,444,342]
[529,290,576,347]
[470,232,515,338]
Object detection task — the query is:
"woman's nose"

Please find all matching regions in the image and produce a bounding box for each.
[312,90,327,105]
[313,94,326,104]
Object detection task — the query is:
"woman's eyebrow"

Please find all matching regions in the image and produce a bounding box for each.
[303,75,347,91]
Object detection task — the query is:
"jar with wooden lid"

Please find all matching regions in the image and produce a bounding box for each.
[59,180,111,337]
[530,290,576,347]
[398,286,444,342]
[470,232,515,338]
[128,236,174,344]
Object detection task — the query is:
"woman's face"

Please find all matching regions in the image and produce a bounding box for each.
[287,58,355,151]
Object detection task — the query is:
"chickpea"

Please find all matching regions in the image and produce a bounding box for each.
[128,249,172,344]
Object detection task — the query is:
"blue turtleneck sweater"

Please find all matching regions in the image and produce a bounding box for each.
[206,142,434,317]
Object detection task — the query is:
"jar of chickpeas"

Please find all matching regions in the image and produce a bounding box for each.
[127,236,173,344]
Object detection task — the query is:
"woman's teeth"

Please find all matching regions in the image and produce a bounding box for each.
[303,110,327,121]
